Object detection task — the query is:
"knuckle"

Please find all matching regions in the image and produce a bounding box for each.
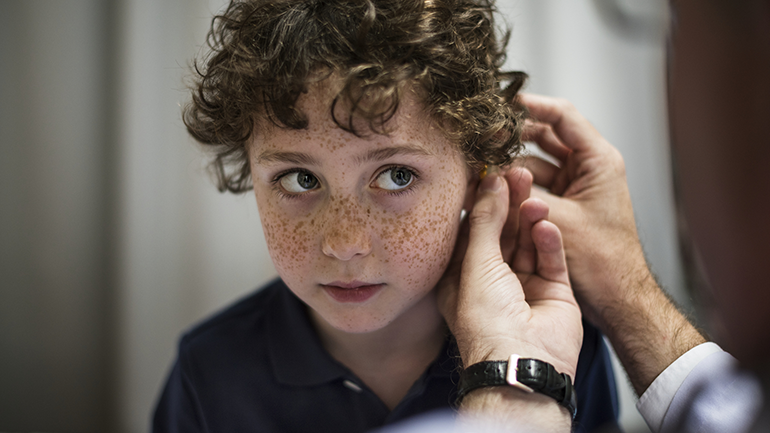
[609,148,627,174]
[555,97,574,111]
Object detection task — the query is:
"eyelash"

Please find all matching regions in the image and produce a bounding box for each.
[270,168,316,200]
[375,165,420,197]
[269,165,420,199]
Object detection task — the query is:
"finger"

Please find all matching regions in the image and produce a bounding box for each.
[512,198,549,274]
[464,170,509,272]
[531,220,569,285]
[500,167,533,262]
[525,153,577,197]
[523,156,560,190]
[551,159,573,196]
[522,220,577,310]
[530,188,583,255]
[522,120,571,163]
[521,125,573,196]
[530,187,559,210]
[519,93,604,153]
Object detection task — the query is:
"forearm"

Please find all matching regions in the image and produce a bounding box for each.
[458,388,572,433]
[598,265,706,395]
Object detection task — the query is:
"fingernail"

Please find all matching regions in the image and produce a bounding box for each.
[480,171,501,192]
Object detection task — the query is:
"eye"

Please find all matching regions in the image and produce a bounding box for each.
[372,166,415,191]
[278,171,319,193]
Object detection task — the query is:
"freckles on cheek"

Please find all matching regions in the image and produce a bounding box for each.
[378,184,462,288]
[258,200,318,285]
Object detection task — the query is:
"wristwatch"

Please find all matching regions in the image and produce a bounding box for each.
[456,354,577,419]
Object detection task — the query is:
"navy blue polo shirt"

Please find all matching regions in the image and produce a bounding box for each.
[153,279,619,433]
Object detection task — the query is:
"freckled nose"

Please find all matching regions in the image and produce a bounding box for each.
[320,201,372,261]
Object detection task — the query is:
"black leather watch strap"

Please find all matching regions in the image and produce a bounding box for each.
[457,355,577,419]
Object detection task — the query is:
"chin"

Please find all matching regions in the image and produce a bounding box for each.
[323,311,395,334]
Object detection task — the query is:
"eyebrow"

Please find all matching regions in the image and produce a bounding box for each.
[355,146,433,164]
[256,145,433,166]
[255,150,320,166]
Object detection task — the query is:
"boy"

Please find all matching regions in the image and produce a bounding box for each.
[154,1,619,431]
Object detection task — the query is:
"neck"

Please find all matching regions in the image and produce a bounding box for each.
[311,291,446,365]
[310,292,447,409]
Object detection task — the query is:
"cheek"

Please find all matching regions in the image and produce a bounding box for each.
[256,194,317,281]
[377,177,465,286]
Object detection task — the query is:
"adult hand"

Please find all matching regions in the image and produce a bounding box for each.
[438,166,582,380]
[439,168,583,432]
[438,166,581,432]
[519,94,705,394]
[518,94,646,329]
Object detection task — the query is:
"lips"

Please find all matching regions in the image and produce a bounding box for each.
[321,281,384,303]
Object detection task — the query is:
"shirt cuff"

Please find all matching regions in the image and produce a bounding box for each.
[636,342,724,432]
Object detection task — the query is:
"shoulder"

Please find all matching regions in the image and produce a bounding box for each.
[178,278,287,354]
[154,278,298,431]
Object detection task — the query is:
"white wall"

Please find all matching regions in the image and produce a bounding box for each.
[113,0,276,431]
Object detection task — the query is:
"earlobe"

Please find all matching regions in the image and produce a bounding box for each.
[462,175,480,213]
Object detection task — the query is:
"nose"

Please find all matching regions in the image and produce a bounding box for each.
[320,199,373,261]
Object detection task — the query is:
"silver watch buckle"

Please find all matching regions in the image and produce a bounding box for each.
[506,354,534,393]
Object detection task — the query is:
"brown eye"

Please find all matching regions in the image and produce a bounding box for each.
[373,167,414,191]
[279,171,319,193]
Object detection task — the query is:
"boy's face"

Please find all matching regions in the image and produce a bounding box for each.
[248,81,472,333]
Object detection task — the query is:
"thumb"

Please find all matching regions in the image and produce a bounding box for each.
[463,169,510,274]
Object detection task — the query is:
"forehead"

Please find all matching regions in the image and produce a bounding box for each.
[251,78,463,160]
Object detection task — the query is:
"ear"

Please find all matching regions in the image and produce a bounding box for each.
[462,165,480,213]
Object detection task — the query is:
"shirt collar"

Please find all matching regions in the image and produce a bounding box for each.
[430,336,459,379]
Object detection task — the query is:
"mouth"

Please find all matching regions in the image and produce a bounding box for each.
[321,281,384,303]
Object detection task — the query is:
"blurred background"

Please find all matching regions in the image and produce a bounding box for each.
[0,0,681,431]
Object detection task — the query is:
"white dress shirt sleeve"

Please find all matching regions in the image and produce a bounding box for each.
[637,342,763,433]
[636,342,723,431]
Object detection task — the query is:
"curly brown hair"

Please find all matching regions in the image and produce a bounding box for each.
[184,0,527,193]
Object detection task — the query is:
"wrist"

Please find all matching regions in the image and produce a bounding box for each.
[455,323,581,381]
[457,355,578,420]
[459,340,573,377]
[599,269,706,394]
